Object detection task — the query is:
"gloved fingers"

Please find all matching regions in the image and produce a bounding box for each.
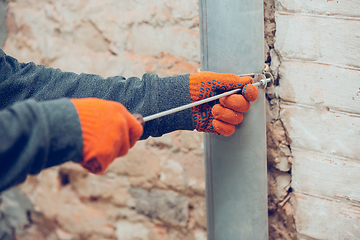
[212,119,236,137]
[191,71,253,87]
[224,75,253,89]
[189,72,253,102]
[212,104,243,125]
[205,72,253,89]
[242,84,259,102]
[115,119,131,158]
[219,94,250,113]
[192,104,213,133]
[114,105,143,156]
[105,103,129,158]
[81,159,102,174]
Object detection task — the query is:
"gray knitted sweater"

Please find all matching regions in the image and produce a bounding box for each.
[0,48,194,192]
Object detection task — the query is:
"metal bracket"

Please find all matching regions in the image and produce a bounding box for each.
[238,64,273,89]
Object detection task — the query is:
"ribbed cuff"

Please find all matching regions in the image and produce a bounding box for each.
[155,74,195,135]
[189,73,200,102]
[70,98,98,160]
[40,98,83,166]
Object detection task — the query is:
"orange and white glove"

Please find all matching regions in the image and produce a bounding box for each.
[189,71,259,136]
[71,98,143,174]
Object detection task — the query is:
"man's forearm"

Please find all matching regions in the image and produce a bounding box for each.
[0,98,83,192]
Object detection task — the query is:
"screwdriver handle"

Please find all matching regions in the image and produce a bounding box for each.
[132,113,145,126]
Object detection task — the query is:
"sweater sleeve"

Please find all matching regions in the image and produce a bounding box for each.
[0,98,83,192]
[0,48,194,139]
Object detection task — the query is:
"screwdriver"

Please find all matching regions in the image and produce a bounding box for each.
[133,75,272,125]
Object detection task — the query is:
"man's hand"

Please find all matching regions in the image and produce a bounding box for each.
[71,98,143,174]
[189,71,259,136]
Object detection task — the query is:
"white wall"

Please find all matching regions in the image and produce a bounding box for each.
[275,0,360,239]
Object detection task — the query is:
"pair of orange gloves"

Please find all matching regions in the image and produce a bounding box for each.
[71,72,258,174]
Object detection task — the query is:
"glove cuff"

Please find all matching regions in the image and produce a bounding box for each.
[70,98,104,174]
[189,73,200,102]
[70,98,98,147]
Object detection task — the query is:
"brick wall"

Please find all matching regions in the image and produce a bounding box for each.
[274,0,360,239]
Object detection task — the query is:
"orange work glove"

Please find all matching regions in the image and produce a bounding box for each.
[71,98,143,174]
[189,71,259,136]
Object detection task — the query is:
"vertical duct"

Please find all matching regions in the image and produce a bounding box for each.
[0,0,7,47]
[199,0,268,239]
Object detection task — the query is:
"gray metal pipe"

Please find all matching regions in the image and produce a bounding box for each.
[199,0,268,239]
[0,0,8,47]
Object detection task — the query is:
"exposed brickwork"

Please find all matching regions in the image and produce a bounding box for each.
[264,0,296,238]
[274,0,360,238]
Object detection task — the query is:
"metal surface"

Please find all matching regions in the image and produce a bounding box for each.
[143,77,271,123]
[0,0,8,47]
[199,0,268,239]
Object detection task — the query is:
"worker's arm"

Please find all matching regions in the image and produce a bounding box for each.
[0,98,83,191]
[0,49,193,139]
[0,98,143,192]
